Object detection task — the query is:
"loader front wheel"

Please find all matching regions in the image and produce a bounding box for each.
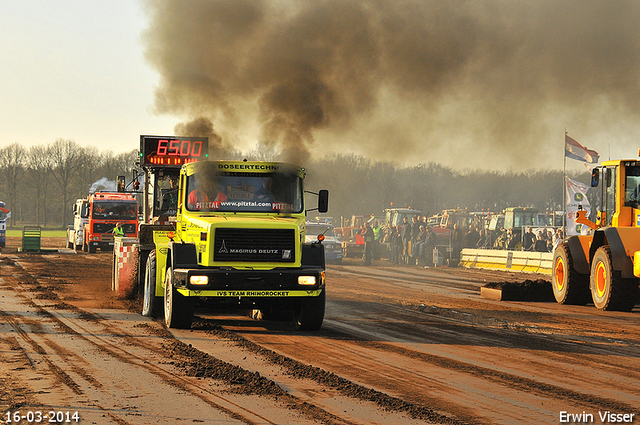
[552,243,589,305]
[590,246,637,311]
[163,267,194,329]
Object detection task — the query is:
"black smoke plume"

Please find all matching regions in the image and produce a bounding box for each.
[142,0,640,169]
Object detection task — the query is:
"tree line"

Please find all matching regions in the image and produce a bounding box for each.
[0,140,588,228]
[0,140,137,227]
[304,154,588,225]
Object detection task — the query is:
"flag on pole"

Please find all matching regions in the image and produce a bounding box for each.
[565,177,591,236]
[565,134,599,163]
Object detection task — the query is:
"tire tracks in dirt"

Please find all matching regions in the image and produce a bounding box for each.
[3,253,454,424]
[222,264,640,424]
[2,256,279,424]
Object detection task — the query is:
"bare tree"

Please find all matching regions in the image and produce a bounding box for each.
[49,139,82,226]
[0,143,27,226]
[26,145,53,226]
[76,146,101,195]
[95,149,139,189]
[113,149,140,185]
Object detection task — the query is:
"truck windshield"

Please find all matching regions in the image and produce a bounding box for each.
[186,171,303,213]
[0,211,5,221]
[92,202,138,220]
[625,165,640,208]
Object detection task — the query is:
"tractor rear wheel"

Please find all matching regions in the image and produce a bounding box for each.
[552,243,590,305]
[590,246,638,311]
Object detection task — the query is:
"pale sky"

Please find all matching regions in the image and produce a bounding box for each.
[1,1,638,172]
[0,0,175,154]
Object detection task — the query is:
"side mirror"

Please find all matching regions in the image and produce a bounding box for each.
[81,201,89,218]
[318,190,329,213]
[591,168,599,187]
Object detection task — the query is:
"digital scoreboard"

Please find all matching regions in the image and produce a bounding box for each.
[140,135,209,167]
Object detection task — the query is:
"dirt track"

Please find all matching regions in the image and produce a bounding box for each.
[1,237,639,424]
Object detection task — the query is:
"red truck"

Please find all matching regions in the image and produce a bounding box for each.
[69,192,138,253]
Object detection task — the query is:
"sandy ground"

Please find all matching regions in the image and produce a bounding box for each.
[1,237,639,425]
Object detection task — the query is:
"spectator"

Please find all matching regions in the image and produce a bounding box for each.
[401,217,412,261]
[463,226,480,248]
[450,223,464,262]
[546,230,554,252]
[553,228,564,251]
[362,222,375,265]
[391,225,403,264]
[414,225,427,263]
[410,216,420,242]
[372,220,384,260]
[534,231,548,252]
[425,227,437,266]
[523,227,536,251]
[382,223,394,259]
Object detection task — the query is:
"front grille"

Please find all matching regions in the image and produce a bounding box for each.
[93,222,115,234]
[123,223,136,234]
[214,228,296,263]
[92,222,136,235]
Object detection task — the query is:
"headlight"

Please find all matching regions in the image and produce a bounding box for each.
[298,276,317,286]
[189,275,209,286]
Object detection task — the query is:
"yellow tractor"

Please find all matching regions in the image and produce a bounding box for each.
[553,157,640,311]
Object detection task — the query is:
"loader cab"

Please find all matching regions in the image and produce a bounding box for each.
[623,163,640,209]
[595,166,617,227]
[590,160,640,228]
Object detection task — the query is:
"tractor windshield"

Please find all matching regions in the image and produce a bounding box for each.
[186,171,303,213]
[625,165,640,208]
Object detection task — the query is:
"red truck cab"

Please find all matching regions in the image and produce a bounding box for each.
[83,192,138,253]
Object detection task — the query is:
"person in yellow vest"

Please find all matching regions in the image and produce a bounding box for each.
[372,220,383,260]
[112,222,124,237]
